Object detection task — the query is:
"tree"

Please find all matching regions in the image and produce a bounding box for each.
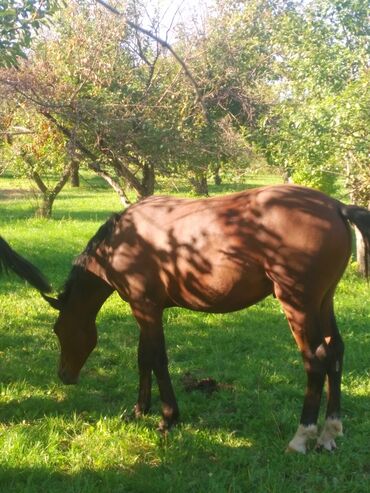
[260,0,369,189]
[258,0,370,272]
[1,0,211,200]
[170,0,280,193]
[1,106,71,217]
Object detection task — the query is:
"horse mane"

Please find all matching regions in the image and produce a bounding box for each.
[57,212,122,303]
[74,212,122,269]
[57,265,84,305]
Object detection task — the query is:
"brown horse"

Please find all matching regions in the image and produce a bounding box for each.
[43,185,370,453]
[0,236,51,293]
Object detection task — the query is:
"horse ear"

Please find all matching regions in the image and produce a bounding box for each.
[41,293,63,311]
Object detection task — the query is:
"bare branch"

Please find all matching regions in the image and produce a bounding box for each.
[95,0,209,122]
[89,161,131,207]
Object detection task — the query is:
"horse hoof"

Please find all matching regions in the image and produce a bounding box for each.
[285,445,306,454]
[316,440,337,452]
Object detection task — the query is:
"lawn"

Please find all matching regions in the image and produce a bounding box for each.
[0,173,369,492]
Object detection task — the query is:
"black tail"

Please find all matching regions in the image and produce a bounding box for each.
[0,236,51,293]
[341,204,370,278]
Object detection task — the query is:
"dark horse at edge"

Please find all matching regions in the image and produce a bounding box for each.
[43,185,370,453]
[0,236,51,292]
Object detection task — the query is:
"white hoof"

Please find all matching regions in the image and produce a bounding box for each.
[316,418,343,452]
[286,424,318,454]
[317,438,337,452]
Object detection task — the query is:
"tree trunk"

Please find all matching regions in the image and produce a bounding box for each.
[36,193,55,218]
[141,163,155,197]
[70,159,80,187]
[189,171,209,196]
[31,166,71,218]
[214,164,222,186]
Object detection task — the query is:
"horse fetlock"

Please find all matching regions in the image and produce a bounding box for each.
[316,418,343,451]
[158,404,180,432]
[286,424,318,454]
[158,415,179,433]
[133,402,150,418]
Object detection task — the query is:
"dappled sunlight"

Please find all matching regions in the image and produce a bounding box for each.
[343,373,370,397]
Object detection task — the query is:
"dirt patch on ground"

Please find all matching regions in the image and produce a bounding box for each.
[181,371,234,395]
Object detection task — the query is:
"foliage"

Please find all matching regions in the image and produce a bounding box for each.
[5,112,67,174]
[260,0,370,198]
[0,0,60,67]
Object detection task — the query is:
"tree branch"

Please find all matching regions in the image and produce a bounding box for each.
[89,162,131,207]
[30,169,48,195]
[95,0,209,122]
[41,110,146,198]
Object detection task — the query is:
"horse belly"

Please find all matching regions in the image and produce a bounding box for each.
[161,258,273,312]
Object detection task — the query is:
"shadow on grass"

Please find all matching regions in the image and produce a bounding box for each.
[1,299,369,435]
[154,180,277,197]
[0,436,254,493]
[50,210,121,223]
[1,395,370,493]
[207,182,272,195]
[0,206,118,225]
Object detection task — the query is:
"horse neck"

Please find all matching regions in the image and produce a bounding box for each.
[67,266,114,320]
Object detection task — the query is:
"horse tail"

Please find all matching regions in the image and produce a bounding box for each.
[340,204,370,279]
[0,236,51,293]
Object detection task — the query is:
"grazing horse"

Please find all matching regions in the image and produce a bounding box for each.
[0,236,51,293]
[43,185,370,453]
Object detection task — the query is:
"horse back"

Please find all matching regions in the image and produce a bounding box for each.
[91,185,352,311]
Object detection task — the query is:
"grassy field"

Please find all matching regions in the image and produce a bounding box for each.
[0,173,369,492]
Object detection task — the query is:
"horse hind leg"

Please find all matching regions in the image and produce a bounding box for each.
[275,293,327,453]
[279,288,344,453]
[316,296,344,451]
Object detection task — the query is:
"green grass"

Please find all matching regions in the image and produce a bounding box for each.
[0,174,369,492]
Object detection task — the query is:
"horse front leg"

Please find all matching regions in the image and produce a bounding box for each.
[132,304,179,431]
[134,330,153,418]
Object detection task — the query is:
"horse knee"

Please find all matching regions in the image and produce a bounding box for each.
[303,349,326,376]
[324,337,344,373]
[310,340,343,371]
